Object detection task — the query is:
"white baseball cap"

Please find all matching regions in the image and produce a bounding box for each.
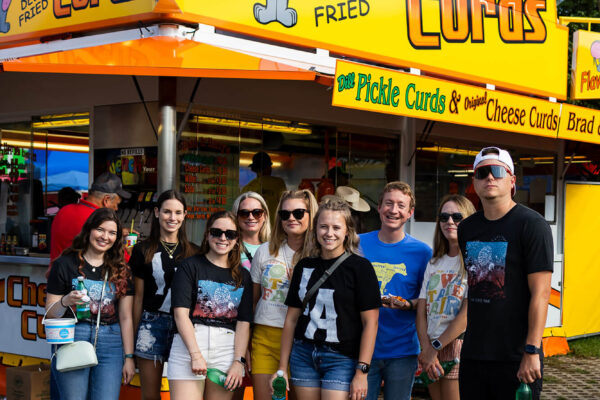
[473,147,514,174]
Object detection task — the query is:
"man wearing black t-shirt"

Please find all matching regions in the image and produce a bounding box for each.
[457,147,553,400]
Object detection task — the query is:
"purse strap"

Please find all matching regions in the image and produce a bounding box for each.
[92,271,108,349]
[301,252,350,311]
[242,244,253,263]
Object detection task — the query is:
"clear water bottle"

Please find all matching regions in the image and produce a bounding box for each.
[272,370,286,400]
[76,276,91,319]
[515,382,532,400]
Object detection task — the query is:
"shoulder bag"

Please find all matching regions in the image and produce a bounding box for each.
[301,252,350,311]
[55,271,108,372]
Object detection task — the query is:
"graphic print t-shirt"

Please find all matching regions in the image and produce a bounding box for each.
[458,204,553,362]
[250,242,294,328]
[171,254,253,332]
[418,254,468,339]
[47,253,134,324]
[359,231,432,359]
[241,242,261,271]
[285,254,381,359]
[129,241,184,313]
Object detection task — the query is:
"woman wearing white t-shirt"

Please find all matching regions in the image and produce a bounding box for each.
[250,189,318,400]
[416,194,475,400]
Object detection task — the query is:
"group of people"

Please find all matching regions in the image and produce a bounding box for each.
[44,146,553,400]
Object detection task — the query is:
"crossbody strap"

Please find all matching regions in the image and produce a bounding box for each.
[93,271,108,349]
[242,244,253,263]
[301,252,350,311]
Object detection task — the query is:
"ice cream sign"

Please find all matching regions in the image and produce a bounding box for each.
[571,30,600,100]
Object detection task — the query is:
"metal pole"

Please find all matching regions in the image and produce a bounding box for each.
[158,76,177,193]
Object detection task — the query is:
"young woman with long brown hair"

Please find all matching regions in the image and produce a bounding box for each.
[46,207,135,400]
[168,211,253,400]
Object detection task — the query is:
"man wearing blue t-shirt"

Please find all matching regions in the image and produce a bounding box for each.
[360,181,432,400]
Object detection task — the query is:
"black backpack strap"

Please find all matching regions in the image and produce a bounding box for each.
[301,252,350,311]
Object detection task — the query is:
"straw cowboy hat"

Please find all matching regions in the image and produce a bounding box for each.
[335,186,370,212]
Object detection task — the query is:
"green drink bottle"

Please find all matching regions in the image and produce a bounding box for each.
[515,382,532,400]
[415,358,459,386]
[207,368,231,390]
[76,276,91,319]
[272,370,286,400]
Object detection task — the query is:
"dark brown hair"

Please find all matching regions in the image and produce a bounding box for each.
[199,211,243,288]
[64,208,130,297]
[143,190,198,264]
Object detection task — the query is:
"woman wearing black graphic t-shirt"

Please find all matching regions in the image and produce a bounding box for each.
[276,198,381,400]
[46,208,135,400]
[168,211,253,400]
[130,190,199,400]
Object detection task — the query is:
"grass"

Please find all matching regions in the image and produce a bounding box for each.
[568,336,600,358]
[543,375,562,384]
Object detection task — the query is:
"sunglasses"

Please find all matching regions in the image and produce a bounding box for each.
[474,164,512,180]
[278,208,308,221]
[439,212,464,223]
[208,228,238,240]
[238,208,265,219]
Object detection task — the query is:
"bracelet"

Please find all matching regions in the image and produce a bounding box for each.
[124,354,134,359]
[60,295,67,308]
[190,351,202,359]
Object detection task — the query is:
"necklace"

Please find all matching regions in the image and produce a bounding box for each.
[83,256,103,272]
[160,240,179,259]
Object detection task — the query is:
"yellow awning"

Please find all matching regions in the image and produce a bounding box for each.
[2,36,324,81]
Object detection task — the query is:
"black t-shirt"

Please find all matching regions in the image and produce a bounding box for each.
[129,241,183,313]
[170,254,253,332]
[285,253,382,359]
[47,252,134,324]
[457,204,553,362]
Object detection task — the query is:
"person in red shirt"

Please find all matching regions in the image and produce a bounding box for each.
[47,172,131,276]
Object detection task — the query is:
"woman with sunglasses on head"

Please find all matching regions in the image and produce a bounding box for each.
[46,208,135,400]
[274,197,381,400]
[415,194,476,400]
[249,189,318,400]
[168,211,253,400]
[130,190,199,400]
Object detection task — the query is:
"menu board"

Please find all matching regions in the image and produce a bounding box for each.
[178,136,239,240]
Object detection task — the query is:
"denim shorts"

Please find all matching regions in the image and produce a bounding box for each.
[289,339,356,392]
[134,310,174,363]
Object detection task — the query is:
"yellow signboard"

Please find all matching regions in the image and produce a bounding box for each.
[558,104,600,145]
[0,0,155,43]
[571,30,600,100]
[332,60,561,138]
[183,0,568,99]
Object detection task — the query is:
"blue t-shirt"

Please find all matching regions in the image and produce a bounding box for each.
[359,231,432,359]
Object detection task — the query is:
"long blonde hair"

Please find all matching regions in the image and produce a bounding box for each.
[311,197,359,257]
[432,194,476,266]
[232,191,272,243]
[269,189,318,266]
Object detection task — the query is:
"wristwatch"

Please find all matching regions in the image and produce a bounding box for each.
[356,362,370,374]
[234,356,247,365]
[524,345,540,355]
[431,339,443,351]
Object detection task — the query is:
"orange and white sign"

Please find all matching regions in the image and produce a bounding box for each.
[185,0,568,99]
[571,30,600,100]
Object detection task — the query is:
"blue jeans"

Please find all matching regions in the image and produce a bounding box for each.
[51,322,124,400]
[289,339,356,392]
[135,310,174,363]
[366,356,418,400]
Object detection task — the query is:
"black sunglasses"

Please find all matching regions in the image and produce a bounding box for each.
[278,208,308,221]
[474,165,511,180]
[439,212,464,223]
[238,208,265,219]
[209,228,238,240]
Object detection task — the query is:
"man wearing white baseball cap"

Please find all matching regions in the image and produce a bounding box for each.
[457,147,553,399]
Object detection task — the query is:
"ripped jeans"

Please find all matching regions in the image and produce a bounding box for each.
[289,338,356,392]
[134,310,174,363]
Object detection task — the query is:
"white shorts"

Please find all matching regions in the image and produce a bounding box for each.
[167,324,237,381]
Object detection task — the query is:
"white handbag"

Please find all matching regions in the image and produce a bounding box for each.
[55,271,108,372]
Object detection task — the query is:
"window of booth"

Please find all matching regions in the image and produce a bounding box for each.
[0,114,89,251]
[415,141,557,222]
[178,113,399,238]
